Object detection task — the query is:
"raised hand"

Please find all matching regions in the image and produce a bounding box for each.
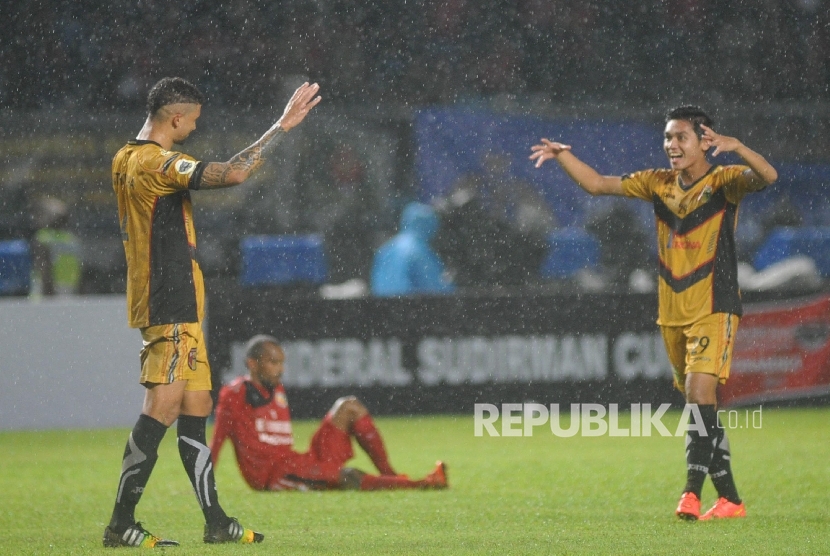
[278,82,322,131]
[529,138,572,168]
[700,124,742,157]
[200,83,322,188]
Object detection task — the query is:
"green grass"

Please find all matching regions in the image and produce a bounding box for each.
[1,408,829,555]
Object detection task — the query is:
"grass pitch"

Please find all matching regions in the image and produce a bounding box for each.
[1,407,828,555]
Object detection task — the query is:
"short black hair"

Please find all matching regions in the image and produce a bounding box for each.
[245,334,281,361]
[665,105,713,138]
[146,77,205,117]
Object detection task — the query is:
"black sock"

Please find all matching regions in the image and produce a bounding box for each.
[709,421,741,504]
[683,404,718,498]
[109,414,168,532]
[177,415,229,527]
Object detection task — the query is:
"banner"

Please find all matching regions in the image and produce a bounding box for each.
[208,288,677,417]
[413,108,662,228]
[208,285,829,416]
[721,294,830,406]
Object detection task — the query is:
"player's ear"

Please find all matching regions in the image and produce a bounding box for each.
[245,356,256,373]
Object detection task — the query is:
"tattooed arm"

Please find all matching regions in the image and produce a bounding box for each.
[199,123,287,188]
[200,82,321,189]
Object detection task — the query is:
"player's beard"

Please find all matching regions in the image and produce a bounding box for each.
[175,130,195,146]
[259,377,279,391]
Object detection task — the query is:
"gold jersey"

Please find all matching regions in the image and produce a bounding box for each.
[622,165,761,326]
[112,140,206,328]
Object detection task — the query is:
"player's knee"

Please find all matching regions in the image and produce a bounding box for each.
[684,374,718,405]
[333,395,358,408]
[331,396,367,419]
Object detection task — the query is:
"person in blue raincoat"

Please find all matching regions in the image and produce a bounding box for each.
[371,202,454,296]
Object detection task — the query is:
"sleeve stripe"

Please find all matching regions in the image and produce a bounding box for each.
[161,154,181,173]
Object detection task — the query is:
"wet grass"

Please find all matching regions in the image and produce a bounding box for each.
[0,407,828,555]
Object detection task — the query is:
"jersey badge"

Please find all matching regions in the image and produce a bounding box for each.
[275,391,288,408]
[175,159,196,176]
[188,348,197,370]
[697,185,713,203]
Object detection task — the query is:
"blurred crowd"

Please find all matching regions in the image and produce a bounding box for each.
[1,0,829,110]
[2,0,828,297]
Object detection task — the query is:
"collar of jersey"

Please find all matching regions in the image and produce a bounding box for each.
[128,139,162,147]
[678,164,718,191]
[244,380,275,408]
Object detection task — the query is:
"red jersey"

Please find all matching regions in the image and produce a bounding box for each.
[211,377,352,491]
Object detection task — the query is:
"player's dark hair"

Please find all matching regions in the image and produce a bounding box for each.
[146,77,205,117]
[665,106,713,138]
[245,334,281,361]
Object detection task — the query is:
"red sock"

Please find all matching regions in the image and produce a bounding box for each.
[359,474,419,491]
[352,415,396,475]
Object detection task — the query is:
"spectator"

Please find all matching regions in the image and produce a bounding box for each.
[320,144,377,284]
[30,197,81,296]
[433,175,548,288]
[737,194,804,263]
[585,201,652,289]
[371,202,454,296]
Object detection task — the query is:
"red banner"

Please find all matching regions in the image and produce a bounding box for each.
[722,294,830,406]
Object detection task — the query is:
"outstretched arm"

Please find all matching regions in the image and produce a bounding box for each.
[200,82,322,189]
[529,139,624,196]
[700,124,777,188]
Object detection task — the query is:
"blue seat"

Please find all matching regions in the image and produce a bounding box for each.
[0,240,31,295]
[540,228,600,279]
[239,235,327,286]
[753,226,830,277]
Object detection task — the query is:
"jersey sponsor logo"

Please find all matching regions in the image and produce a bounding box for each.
[255,416,294,447]
[255,417,293,435]
[258,432,293,446]
[175,159,196,176]
[665,230,701,250]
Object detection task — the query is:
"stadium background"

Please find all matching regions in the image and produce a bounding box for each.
[1,1,830,427]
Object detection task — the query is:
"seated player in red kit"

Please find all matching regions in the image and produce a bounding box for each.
[210,334,448,491]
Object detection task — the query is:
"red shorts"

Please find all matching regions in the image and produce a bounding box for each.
[266,415,354,491]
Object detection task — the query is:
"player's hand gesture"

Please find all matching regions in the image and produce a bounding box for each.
[277,82,322,131]
[700,124,742,157]
[529,138,572,168]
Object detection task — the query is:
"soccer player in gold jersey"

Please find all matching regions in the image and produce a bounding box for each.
[530,106,777,521]
[105,77,320,548]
